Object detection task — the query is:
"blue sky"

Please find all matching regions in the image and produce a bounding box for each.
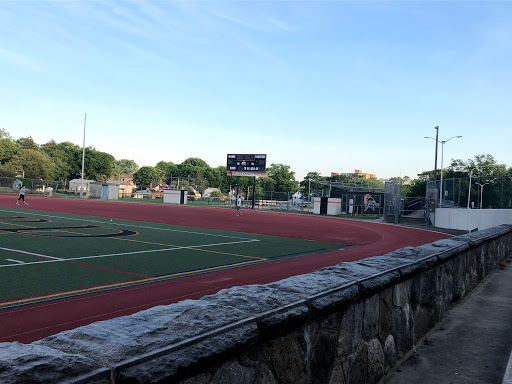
[1,1,511,181]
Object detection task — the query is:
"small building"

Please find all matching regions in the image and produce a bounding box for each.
[90,182,119,200]
[108,173,136,197]
[163,189,188,205]
[188,187,201,199]
[107,180,135,197]
[69,179,95,194]
[203,188,221,197]
[331,169,377,179]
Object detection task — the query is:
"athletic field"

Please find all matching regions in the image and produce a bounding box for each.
[0,208,346,308]
[0,194,450,343]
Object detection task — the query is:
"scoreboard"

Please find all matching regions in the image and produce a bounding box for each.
[226,154,267,177]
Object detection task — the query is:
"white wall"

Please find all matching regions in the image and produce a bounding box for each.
[434,208,512,231]
[163,190,187,204]
[106,185,119,200]
[327,198,342,215]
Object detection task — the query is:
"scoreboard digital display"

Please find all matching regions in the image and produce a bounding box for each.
[226,154,267,177]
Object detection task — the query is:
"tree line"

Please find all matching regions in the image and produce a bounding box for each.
[0,129,300,193]
[1,128,511,199]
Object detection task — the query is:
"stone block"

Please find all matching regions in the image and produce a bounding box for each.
[113,318,258,383]
[415,238,469,262]
[363,294,379,339]
[454,224,510,247]
[383,335,397,374]
[0,342,109,384]
[367,338,384,384]
[262,334,306,384]
[337,302,363,356]
[36,300,256,367]
[379,287,393,340]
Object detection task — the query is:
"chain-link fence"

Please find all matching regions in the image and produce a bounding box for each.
[0,177,413,219]
[189,191,312,212]
[384,181,402,223]
[426,175,512,209]
[0,177,68,194]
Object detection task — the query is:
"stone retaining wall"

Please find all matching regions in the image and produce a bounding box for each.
[2,225,511,384]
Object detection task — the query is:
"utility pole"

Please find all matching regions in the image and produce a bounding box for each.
[80,113,86,198]
[433,126,439,182]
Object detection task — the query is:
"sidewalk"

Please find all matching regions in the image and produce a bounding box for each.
[385,257,512,384]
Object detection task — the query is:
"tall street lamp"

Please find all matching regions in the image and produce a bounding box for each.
[425,134,462,206]
[475,180,494,209]
[467,169,473,209]
[433,126,439,182]
[80,113,86,198]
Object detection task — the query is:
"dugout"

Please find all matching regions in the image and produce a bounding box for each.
[330,192,384,216]
[163,189,188,205]
[90,183,119,200]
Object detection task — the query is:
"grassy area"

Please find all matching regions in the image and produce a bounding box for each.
[0,207,347,307]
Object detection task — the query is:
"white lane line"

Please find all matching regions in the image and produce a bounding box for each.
[0,239,260,268]
[0,247,63,260]
[6,259,25,264]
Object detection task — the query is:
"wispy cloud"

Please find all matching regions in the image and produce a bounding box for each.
[266,16,295,33]
[207,5,295,33]
[0,48,40,72]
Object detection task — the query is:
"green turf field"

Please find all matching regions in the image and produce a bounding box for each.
[0,208,348,308]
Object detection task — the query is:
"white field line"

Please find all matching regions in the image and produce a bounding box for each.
[0,208,256,241]
[0,239,260,268]
[0,247,63,261]
[6,259,25,264]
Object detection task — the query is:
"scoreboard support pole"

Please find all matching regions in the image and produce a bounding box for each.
[252,176,256,209]
[236,176,240,201]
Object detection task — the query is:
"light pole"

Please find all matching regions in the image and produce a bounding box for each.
[475,180,494,209]
[80,113,86,198]
[425,134,462,206]
[433,126,439,182]
[467,169,473,209]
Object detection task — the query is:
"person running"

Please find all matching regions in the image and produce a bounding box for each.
[236,195,242,216]
[16,185,28,205]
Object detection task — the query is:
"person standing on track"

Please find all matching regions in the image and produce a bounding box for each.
[16,185,28,205]
[236,194,242,216]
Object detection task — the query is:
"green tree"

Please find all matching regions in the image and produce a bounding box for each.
[450,154,508,177]
[406,179,427,197]
[5,149,56,179]
[116,159,139,174]
[133,166,158,189]
[214,166,231,190]
[40,141,83,180]
[350,177,384,188]
[16,136,39,151]
[155,161,178,182]
[0,129,19,165]
[300,172,326,193]
[203,167,223,190]
[266,163,299,192]
[329,174,352,182]
[387,176,413,197]
[178,158,211,193]
[40,140,74,181]
[84,148,115,181]
[178,157,209,178]
[257,176,276,192]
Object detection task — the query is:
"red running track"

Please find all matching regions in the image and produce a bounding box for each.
[0,195,450,343]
